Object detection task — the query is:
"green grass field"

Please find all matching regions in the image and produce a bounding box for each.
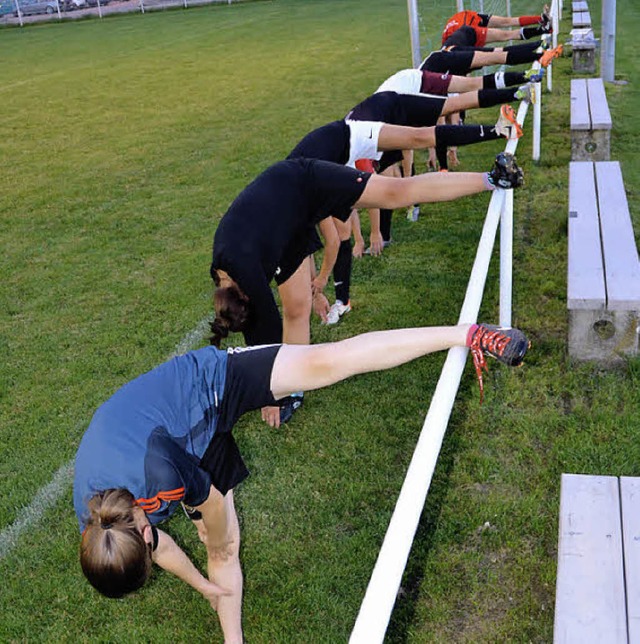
[1,0,639,641]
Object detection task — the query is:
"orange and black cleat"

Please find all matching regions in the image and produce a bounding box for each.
[467,324,530,403]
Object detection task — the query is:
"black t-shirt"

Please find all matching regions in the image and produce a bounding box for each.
[211,158,370,345]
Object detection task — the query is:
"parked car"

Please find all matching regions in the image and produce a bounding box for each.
[0,0,15,16]
[14,0,59,14]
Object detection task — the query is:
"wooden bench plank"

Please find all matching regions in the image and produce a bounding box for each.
[587,79,613,130]
[571,79,591,131]
[554,474,627,644]
[573,10,592,27]
[572,0,588,10]
[621,477,640,643]
[568,162,606,309]
[596,162,640,310]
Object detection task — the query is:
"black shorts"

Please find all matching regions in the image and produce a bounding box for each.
[348,91,445,128]
[275,225,323,285]
[287,120,351,166]
[200,344,282,494]
[420,49,476,76]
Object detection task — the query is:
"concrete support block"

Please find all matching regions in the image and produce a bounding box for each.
[569,308,640,362]
[573,46,596,73]
[571,128,611,161]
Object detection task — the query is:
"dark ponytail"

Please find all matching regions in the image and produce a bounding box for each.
[210,285,251,347]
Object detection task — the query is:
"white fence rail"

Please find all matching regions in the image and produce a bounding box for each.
[351,0,560,638]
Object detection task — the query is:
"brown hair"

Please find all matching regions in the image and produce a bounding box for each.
[80,489,152,599]
[210,284,251,347]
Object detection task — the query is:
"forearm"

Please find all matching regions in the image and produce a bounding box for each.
[270,325,470,398]
[317,219,340,287]
[368,208,381,236]
[153,530,211,596]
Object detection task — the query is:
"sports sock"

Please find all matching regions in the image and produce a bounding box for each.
[435,141,448,170]
[519,14,541,26]
[333,239,352,303]
[435,124,500,146]
[380,209,392,242]
[483,71,527,89]
[505,44,541,65]
[477,87,518,108]
[521,25,545,39]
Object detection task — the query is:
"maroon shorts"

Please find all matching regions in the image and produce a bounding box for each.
[420,70,453,96]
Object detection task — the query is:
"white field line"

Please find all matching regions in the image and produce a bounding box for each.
[0,317,211,560]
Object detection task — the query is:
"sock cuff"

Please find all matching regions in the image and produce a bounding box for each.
[466,324,480,347]
[519,14,539,26]
[483,172,495,191]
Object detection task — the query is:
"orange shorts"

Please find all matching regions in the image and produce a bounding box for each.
[441,10,486,44]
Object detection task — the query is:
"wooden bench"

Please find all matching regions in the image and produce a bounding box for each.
[571,78,612,161]
[554,474,640,643]
[568,161,640,361]
[572,9,591,28]
[572,0,588,10]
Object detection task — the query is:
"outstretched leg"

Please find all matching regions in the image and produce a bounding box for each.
[270,323,530,400]
[354,153,523,209]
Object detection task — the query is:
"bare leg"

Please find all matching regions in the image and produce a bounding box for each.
[261,257,315,428]
[484,26,523,42]
[279,256,316,345]
[441,92,481,115]
[354,170,489,210]
[377,123,436,151]
[487,15,522,28]
[196,488,243,644]
[469,50,509,69]
[447,75,484,92]
[270,325,470,398]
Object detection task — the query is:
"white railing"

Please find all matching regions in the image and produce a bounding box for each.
[351,1,560,638]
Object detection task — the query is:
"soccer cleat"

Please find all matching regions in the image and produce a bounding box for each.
[515,83,537,105]
[407,206,420,222]
[494,104,523,140]
[279,392,304,424]
[488,152,524,190]
[540,5,551,27]
[467,323,530,402]
[325,299,351,325]
[539,44,563,67]
[524,67,545,83]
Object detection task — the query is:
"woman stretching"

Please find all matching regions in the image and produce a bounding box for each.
[75,322,530,643]
[210,155,524,425]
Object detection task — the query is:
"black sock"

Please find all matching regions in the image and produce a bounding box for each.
[380,209,392,242]
[435,124,500,146]
[522,25,545,39]
[505,39,542,52]
[434,140,447,170]
[483,71,527,89]
[333,239,352,303]
[504,41,542,65]
[477,87,517,108]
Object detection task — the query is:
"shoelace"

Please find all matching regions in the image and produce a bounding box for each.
[469,328,511,404]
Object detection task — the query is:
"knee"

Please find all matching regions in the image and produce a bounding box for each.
[282,290,312,322]
[415,127,436,148]
[378,177,407,208]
